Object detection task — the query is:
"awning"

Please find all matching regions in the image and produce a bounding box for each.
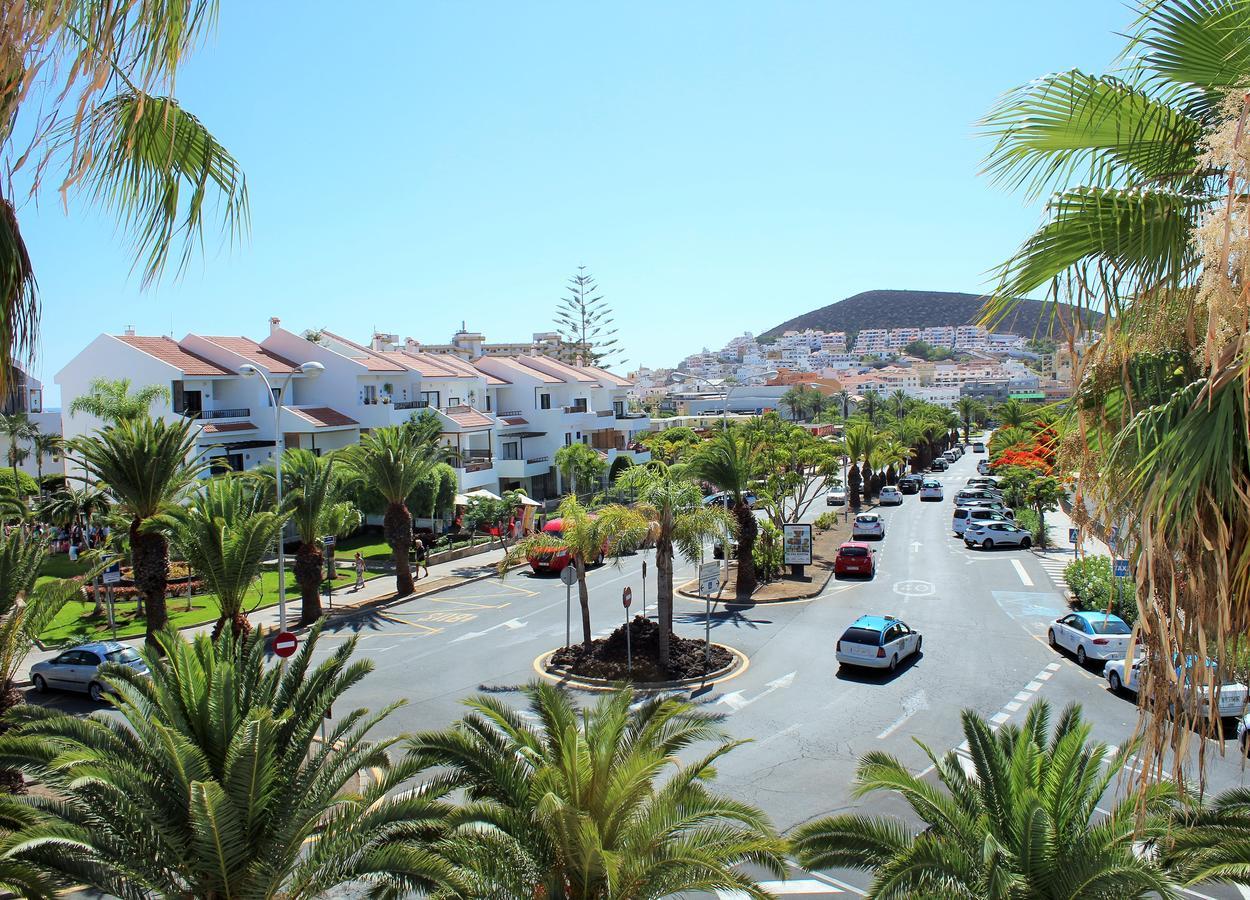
[465,488,501,501]
[515,494,541,506]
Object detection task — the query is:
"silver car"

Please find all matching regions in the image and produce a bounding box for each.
[30,641,149,702]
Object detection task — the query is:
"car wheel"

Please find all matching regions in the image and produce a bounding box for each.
[1076,645,1088,666]
[888,654,898,673]
[983,539,994,549]
[1048,629,1058,649]
[88,681,106,704]
[32,674,46,693]
[1021,537,1032,549]
[1108,670,1122,693]
[915,635,923,653]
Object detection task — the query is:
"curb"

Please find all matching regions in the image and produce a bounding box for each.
[532,644,748,692]
[675,565,835,605]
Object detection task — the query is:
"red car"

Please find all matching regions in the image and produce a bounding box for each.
[834,541,875,578]
[526,518,608,574]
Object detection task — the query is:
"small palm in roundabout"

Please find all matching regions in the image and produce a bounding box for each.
[791,700,1182,899]
[407,681,788,899]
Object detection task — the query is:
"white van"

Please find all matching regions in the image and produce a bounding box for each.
[953,506,1009,536]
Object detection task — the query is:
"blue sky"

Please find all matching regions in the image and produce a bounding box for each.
[26,1,1130,404]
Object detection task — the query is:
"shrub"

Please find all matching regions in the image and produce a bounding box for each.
[753,520,785,581]
[0,467,38,496]
[1013,509,1050,548]
[813,512,839,531]
[1064,555,1137,624]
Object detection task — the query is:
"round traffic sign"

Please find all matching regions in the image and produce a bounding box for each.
[623,587,632,608]
[273,631,299,658]
[559,566,577,586]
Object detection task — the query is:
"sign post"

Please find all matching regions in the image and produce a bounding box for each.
[323,535,337,610]
[699,560,719,670]
[622,587,633,676]
[782,523,813,577]
[641,559,647,619]
[560,565,576,648]
[272,631,299,659]
[1114,558,1129,620]
[102,556,122,640]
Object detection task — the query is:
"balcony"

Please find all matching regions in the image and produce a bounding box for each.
[182,407,250,420]
[496,455,552,479]
[617,411,649,419]
[497,409,523,418]
[393,399,430,410]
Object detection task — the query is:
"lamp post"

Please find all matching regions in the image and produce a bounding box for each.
[239,360,325,632]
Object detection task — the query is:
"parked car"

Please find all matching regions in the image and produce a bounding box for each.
[929,458,948,472]
[966,476,999,489]
[712,539,739,560]
[826,487,847,506]
[703,491,757,508]
[952,506,1009,536]
[834,541,876,578]
[955,488,1004,507]
[977,460,992,475]
[963,499,1014,518]
[30,641,149,703]
[943,450,959,463]
[527,518,607,573]
[852,512,885,540]
[836,615,922,672]
[920,479,944,501]
[1049,611,1132,667]
[897,475,921,495]
[878,486,903,505]
[964,520,1032,549]
[1108,656,1250,721]
[973,442,986,453]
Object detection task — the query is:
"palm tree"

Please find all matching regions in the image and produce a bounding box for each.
[342,418,444,596]
[0,533,82,793]
[65,377,172,424]
[996,398,1031,429]
[688,427,763,595]
[874,438,911,487]
[887,389,909,423]
[1024,474,1065,549]
[0,625,464,897]
[171,476,288,639]
[408,682,787,899]
[833,388,852,420]
[957,396,980,444]
[615,462,735,669]
[861,389,881,425]
[0,414,34,502]
[501,495,648,646]
[840,422,877,509]
[781,384,807,421]
[554,440,607,496]
[257,450,360,624]
[28,432,60,494]
[792,701,1181,898]
[71,416,208,645]
[1158,786,1250,889]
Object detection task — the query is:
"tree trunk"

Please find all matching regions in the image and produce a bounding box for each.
[848,466,862,510]
[734,502,757,596]
[657,517,674,670]
[384,501,415,595]
[131,525,169,649]
[294,541,324,624]
[860,462,873,502]
[575,556,592,646]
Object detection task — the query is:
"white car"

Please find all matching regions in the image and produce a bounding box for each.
[826,488,847,506]
[836,615,922,672]
[977,460,992,475]
[1049,612,1132,667]
[919,479,943,501]
[878,486,902,505]
[1108,656,1250,720]
[852,512,885,540]
[964,521,1032,549]
[973,442,986,453]
[955,488,1004,507]
[952,506,1009,536]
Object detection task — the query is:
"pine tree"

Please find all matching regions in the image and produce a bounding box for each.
[555,266,620,367]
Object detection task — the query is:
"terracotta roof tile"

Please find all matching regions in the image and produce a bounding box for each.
[198,337,301,374]
[478,357,559,383]
[314,330,408,372]
[199,421,258,434]
[514,356,598,383]
[500,416,529,426]
[288,407,359,428]
[403,352,476,378]
[443,405,494,430]
[115,336,234,376]
[582,364,632,387]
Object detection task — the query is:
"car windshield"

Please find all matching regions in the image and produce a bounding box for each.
[839,546,868,558]
[106,647,142,664]
[841,627,882,645]
[1088,619,1130,635]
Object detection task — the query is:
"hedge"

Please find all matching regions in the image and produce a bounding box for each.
[1064,555,1137,624]
[0,468,38,496]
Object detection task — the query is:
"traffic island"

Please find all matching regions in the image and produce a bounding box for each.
[677,521,846,604]
[534,616,745,690]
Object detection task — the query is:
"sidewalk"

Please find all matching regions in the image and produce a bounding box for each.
[21,545,513,672]
[1031,502,1114,600]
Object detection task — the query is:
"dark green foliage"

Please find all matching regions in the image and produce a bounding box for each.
[1065,555,1137,624]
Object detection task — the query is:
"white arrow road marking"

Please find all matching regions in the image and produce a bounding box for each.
[449,617,527,643]
[1011,559,1033,586]
[909,541,922,552]
[717,671,796,711]
[877,690,928,739]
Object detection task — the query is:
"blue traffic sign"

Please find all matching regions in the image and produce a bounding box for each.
[1114,559,1130,578]
[1069,528,1079,544]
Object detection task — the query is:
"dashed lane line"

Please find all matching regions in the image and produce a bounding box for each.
[1011,558,1033,586]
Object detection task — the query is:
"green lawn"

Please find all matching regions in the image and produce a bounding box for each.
[334,533,496,560]
[37,568,383,646]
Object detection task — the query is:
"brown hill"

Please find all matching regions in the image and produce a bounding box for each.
[760,290,1092,341]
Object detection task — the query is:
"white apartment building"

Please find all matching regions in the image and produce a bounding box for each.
[819,332,848,353]
[852,329,889,354]
[922,326,955,348]
[0,364,61,479]
[57,322,648,501]
[888,327,921,350]
[955,325,989,351]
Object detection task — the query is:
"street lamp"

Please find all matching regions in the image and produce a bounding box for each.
[670,370,779,430]
[239,360,325,631]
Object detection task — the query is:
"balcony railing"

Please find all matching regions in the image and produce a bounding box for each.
[527,455,549,465]
[596,409,614,417]
[392,399,430,410]
[563,405,589,414]
[617,411,648,419]
[183,407,250,420]
[497,409,523,418]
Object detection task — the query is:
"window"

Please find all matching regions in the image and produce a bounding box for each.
[540,393,551,410]
[449,396,461,407]
[564,433,572,446]
[840,627,882,646]
[420,391,440,408]
[503,442,519,460]
[571,398,587,412]
[485,394,492,411]
[363,384,378,405]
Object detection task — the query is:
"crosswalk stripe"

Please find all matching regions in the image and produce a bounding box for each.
[717,880,842,897]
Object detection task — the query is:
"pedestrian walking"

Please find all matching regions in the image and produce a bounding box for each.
[353,552,365,591]
[414,538,430,578]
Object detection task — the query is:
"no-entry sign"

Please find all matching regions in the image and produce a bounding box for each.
[273,631,299,658]
[622,587,632,608]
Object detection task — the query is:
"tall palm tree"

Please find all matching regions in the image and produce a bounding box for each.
[792,701,1181,898]
[257,450,361,624]
[71,416,207,645]
[840,422,877,509]
[0,414,34,502]
[501,495,648,646]
[0,625,464,897]
[688,427,763,595]
[996,398,1031,429]
[615,462,735,669]
[873,438,911,487]
[408,682,787,899]
[887,388,909,423]
[1158,786,1250,888]
[65,377,172,424]
[957,396,980,444]
[342,418,443,596]
[171,476,288,639]
[28,432,60,494]
[833,388,852,420]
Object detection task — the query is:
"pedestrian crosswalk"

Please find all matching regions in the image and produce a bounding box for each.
[1034,552,1074,596]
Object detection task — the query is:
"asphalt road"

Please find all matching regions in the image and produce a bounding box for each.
[33,445,1250,899]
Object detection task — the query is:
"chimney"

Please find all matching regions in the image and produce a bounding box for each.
[124,325,136,336]
[405,338,419,350]
[269,317,281,335]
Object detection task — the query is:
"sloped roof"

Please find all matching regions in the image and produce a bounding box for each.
[287,407,359,428]
[442,405,494,430]
[478,356,560,384]
[582,364,632,387]
[500,416,529,426]
[515,356,597,383]
[115,335,234,376]
[402,351,476,379]
[199,421,258,434]
[316,330,407,372]
[199,336,300,374]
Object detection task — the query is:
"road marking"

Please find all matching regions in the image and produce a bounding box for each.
[877,690,929,739]
[909,541,922,552]
[1025,681,1042,691]
[1011,559,1033,586]
[1046,662,1061,671]
[717,880,843,897]
[449,617,528,643]
[717,671,796,711]
[1004,701,1022,712]
[1037,671,1053,681]
[1013,691,1031,702]
[990,711,1010,725]
[892,579,934,597]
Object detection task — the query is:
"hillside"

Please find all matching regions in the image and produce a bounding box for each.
[760,290,1091,340]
